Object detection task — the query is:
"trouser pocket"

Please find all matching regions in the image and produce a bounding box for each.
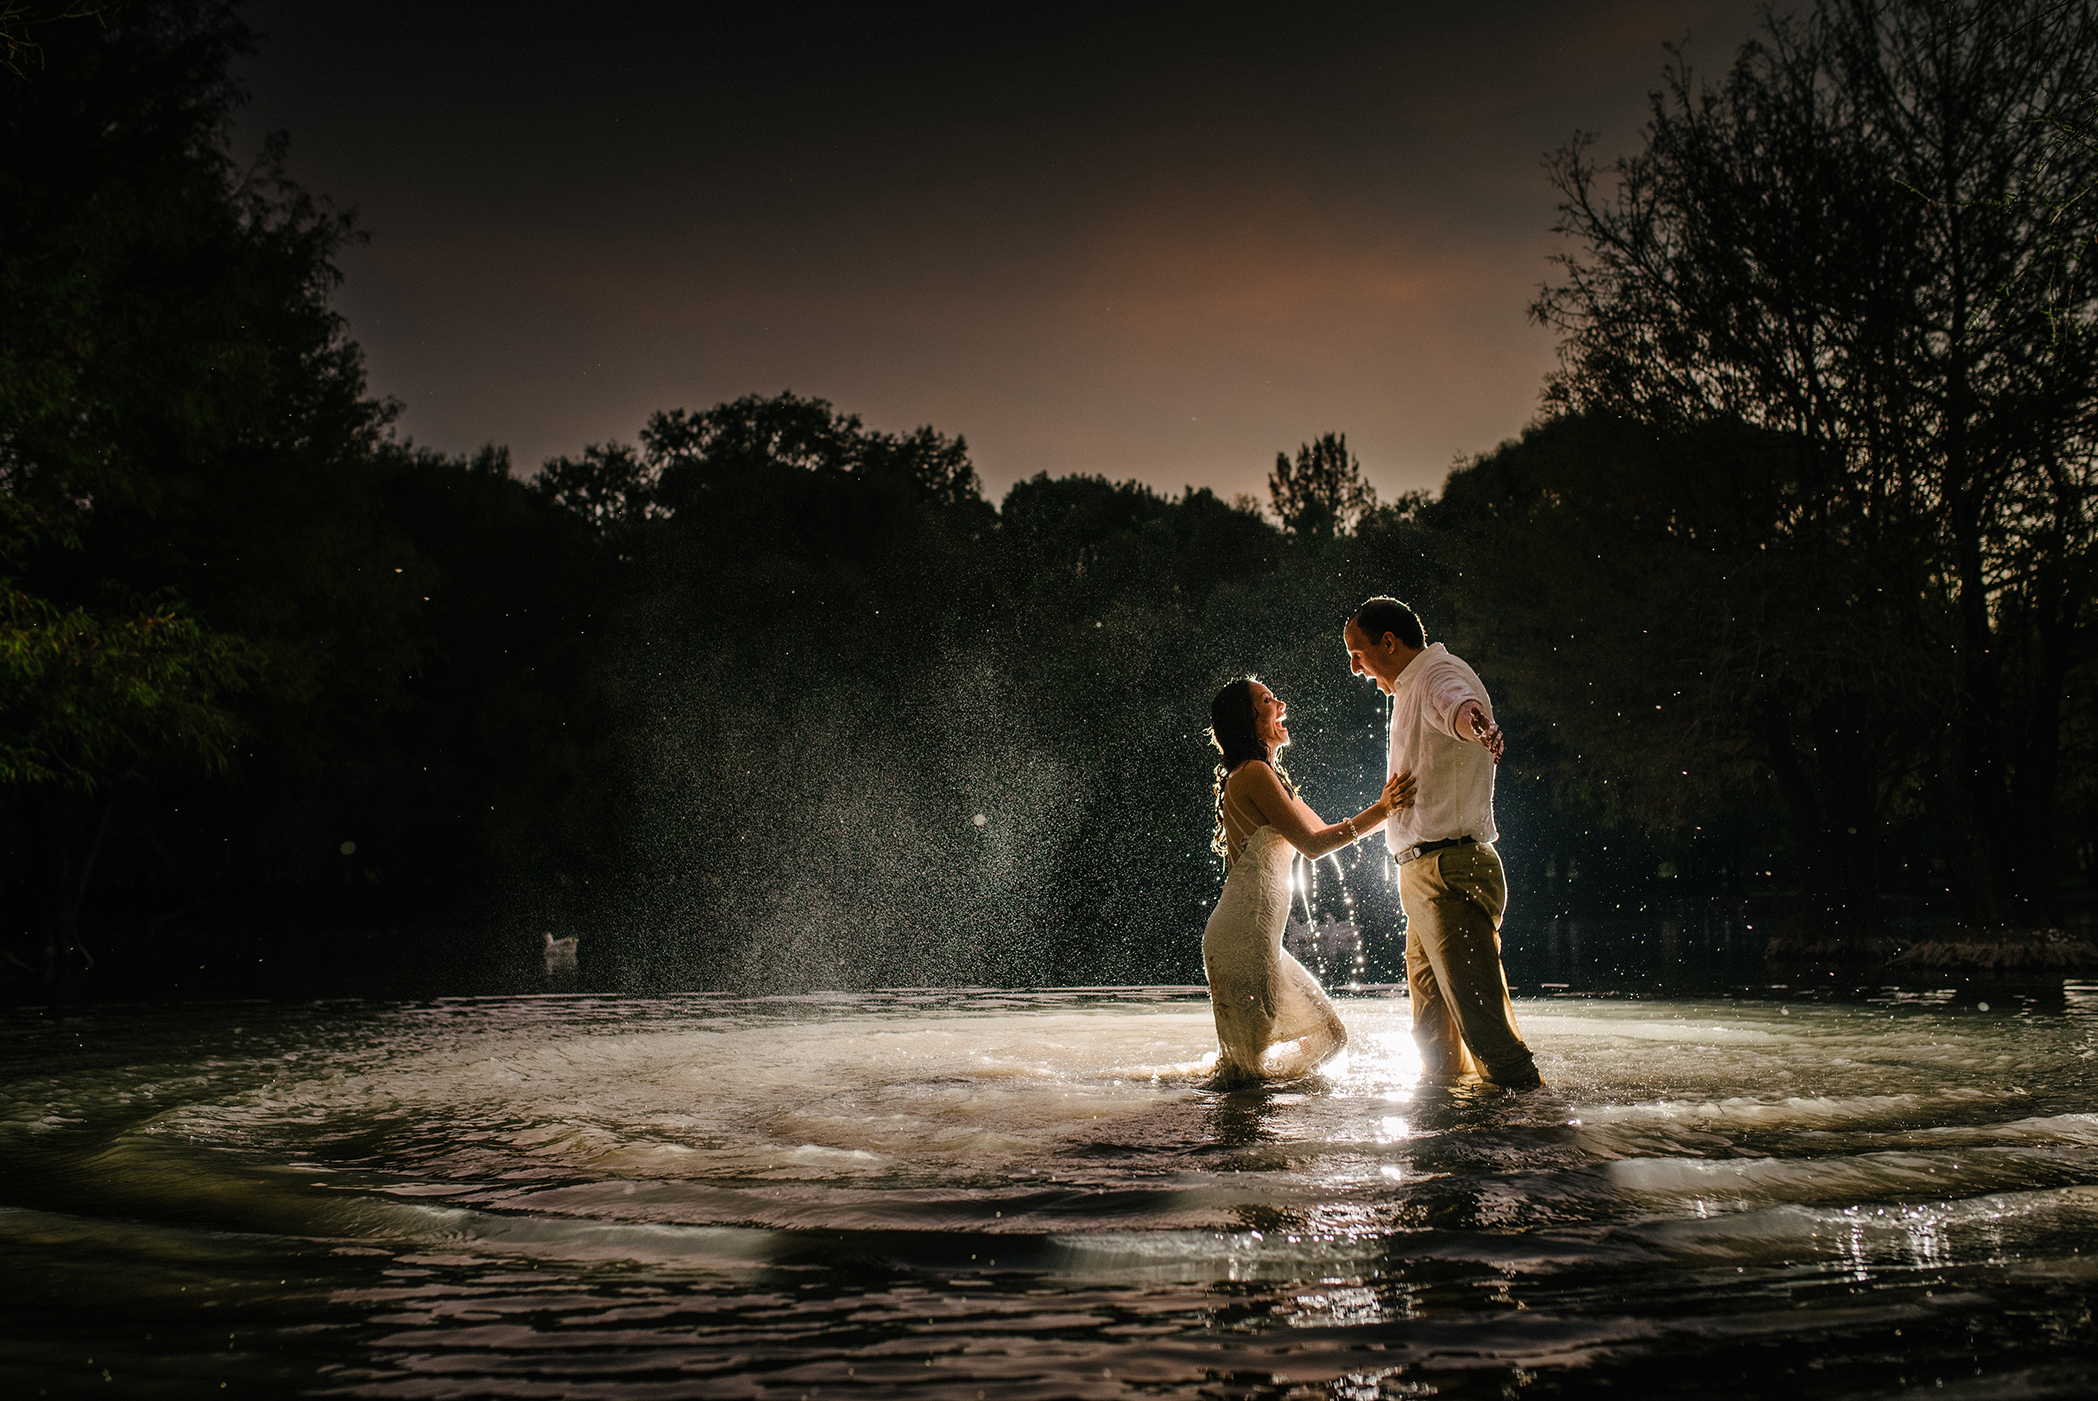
[1432,844,1506,928]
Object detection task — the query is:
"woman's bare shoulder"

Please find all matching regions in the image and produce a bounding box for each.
[1225,760,1282,796]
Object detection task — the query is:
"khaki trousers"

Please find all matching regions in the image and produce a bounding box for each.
[1399,842,1540,1087]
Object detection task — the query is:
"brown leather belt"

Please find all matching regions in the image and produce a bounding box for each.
[1394,835,1475,865]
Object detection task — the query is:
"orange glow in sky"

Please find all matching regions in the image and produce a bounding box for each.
[241,0,1768,506]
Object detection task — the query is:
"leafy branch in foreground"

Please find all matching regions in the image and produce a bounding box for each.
[0,583,262,791]
[0,1,109,77]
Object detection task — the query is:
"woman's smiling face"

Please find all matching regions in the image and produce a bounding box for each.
[1251,683,1289,751]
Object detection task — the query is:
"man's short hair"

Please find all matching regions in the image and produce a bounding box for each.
[1351,596,1424,651]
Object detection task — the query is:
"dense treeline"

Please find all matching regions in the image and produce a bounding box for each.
[1500,0,2098,953]
[3,1,2094,995]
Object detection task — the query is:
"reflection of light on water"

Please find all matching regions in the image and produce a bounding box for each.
[1287,1284,1385,1329]
[17,991,2098,1261]
[1341,1028,1422,1098]
[1842,1210,1871,1282]
[1905,1207,1947,1268]
[12,987,2098,1395]
[1338,1370,1436,1399]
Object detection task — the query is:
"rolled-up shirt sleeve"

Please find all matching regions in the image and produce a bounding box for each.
[1386,644,1499,850]
[1422,660,1487,738]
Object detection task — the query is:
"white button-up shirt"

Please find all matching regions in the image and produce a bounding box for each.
[1384,643,1498,853]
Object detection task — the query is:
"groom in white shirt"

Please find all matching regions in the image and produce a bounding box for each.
[1344,596,1542,1090]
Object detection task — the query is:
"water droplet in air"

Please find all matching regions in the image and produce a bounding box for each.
[972,814,987,826]
[339,840,356,856]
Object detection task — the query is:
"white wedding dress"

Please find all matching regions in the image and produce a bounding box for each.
[1202,824,1349,1083]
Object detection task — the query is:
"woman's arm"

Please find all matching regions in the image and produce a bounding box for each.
[1231,763,1414,860]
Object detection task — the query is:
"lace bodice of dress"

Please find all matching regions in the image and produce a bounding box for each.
[1230,823,1294,883]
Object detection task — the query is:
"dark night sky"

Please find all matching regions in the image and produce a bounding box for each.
[235,1,1768,505]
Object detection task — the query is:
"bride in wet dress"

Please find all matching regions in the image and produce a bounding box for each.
[1204,678,1413,1083]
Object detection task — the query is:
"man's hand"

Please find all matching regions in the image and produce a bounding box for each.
[1458,701,1505,764]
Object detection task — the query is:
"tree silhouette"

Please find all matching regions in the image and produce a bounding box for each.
[1267,432,1376,537]
[0,0,409,978]
[642,391,987,514]
[1532,0,2098,932]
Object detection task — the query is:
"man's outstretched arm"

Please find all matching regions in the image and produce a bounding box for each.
[1454,699,1504,764]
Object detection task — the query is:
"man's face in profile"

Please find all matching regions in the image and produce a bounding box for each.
[1344,620,1404,695]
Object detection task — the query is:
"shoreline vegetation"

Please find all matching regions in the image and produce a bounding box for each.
[4,0,2097,996]
[1884,927,2098,976]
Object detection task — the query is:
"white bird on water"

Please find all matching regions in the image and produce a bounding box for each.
[543,932,579,975]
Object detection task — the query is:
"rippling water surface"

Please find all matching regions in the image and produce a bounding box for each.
[5,986,2098,1397]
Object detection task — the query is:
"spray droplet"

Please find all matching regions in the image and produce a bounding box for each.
[972,814,987,827]
[339,841,357,856]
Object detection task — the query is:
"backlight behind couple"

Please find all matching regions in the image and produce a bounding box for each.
[1200,596,1543,1091]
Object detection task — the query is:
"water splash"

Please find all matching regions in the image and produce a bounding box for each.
[7,988,2098,1394]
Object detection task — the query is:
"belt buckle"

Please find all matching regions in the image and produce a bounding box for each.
[1396,836,1467,866]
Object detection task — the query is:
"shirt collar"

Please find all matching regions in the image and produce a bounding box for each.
[1394,642,1444,691]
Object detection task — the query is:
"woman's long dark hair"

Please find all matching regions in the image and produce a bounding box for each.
[1207,677,1293,858]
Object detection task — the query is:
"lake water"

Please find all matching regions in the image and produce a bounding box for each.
[4,986,2098,1397]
